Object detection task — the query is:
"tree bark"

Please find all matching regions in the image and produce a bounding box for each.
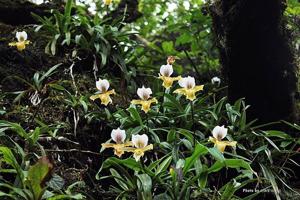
[210,0,298,124]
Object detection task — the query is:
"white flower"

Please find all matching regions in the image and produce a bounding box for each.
[132,134,148,148]
[96,79,110,93]
[137,86,152,100]
[211,77,221,85]
[111,128,126,144]
[29,90,41,106]
[212,125,228,141]
[178,76,195,89]
[160,64,173,77]
[16,31,28,42]
[233,179,241,188]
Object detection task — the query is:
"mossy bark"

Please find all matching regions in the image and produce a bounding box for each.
[210,0,298,124]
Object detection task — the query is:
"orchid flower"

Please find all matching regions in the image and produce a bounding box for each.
[158,64,181,89]
[131,86,158,113]
[90,79,116,106]
[209,125,237,152]
[101,128,132,157]
[122,134,153,161]
[173,76,204,101]
[104,0,112,5]
[9,31,30,51]
[167,56,176,65]
[211,76,221,86]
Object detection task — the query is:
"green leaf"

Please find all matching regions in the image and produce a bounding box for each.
[208,147,225,162]
[260,164,281,200]
[110,168,129,191]
[155,156,172,176]
[51,34,60,55]
[263,130,291,139]
[167,129,176,143]
[0,120,27,138]
[127,106,143,126]
[49,83,65,91]
[162,41,175,54]
[0,147,24,183]
[153,193,172,200]
[208,159,253,173]
[27,157,54,200]
[221,181,236,200]
[47,174,65,191]
[136,174,152,200]
[183,144,208,175]
[63,0,73,31]
[96,157,142,180]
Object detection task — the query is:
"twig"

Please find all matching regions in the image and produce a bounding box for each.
[45,149,101,156]
[72,108,80,137]
[38,136,80,145]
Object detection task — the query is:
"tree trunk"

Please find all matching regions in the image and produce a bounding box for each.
[210,0,298,124]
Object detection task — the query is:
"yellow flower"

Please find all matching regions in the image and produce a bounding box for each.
[104,0,112,5]
[158,64,181,89]
[131,86,158,113]
[90,79,116,106]
[209,125,237,152]
[9,31,30,51]
[101,128,132,157]
[122,134,153,161]
[173,76,204,101]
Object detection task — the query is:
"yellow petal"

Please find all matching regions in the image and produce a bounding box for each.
[104,0,112,5]
[102,143,132,157]
[131,98,157,113]
[193,85,204,92]
[173,88,187,95]
[101,143,115,149]
[90,89,115,106]
[142,144,153,152]
[174,88,196,101]
[17,41,29,51]
[121,147,136,152]
[8,42,17,46]
[114,148,124,157]
[9,41,28,51]
[209,137,237,153]
[173,85,204,101]
[106,89,116,95]
[131,99,144,105]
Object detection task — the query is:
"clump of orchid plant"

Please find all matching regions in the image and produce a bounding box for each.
[174,76,204,101]
[209,125,237,152]
[158,56,181,89]
[9,31,30,51]
[101,128,132,157]
[131,86,158,113]
[90,79,116,106]
[122,134,153,161]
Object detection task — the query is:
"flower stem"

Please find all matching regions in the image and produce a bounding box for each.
[146,113,149,135]
[190,101,196,145]
[106,5,109,14]
[155,89,166,121]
